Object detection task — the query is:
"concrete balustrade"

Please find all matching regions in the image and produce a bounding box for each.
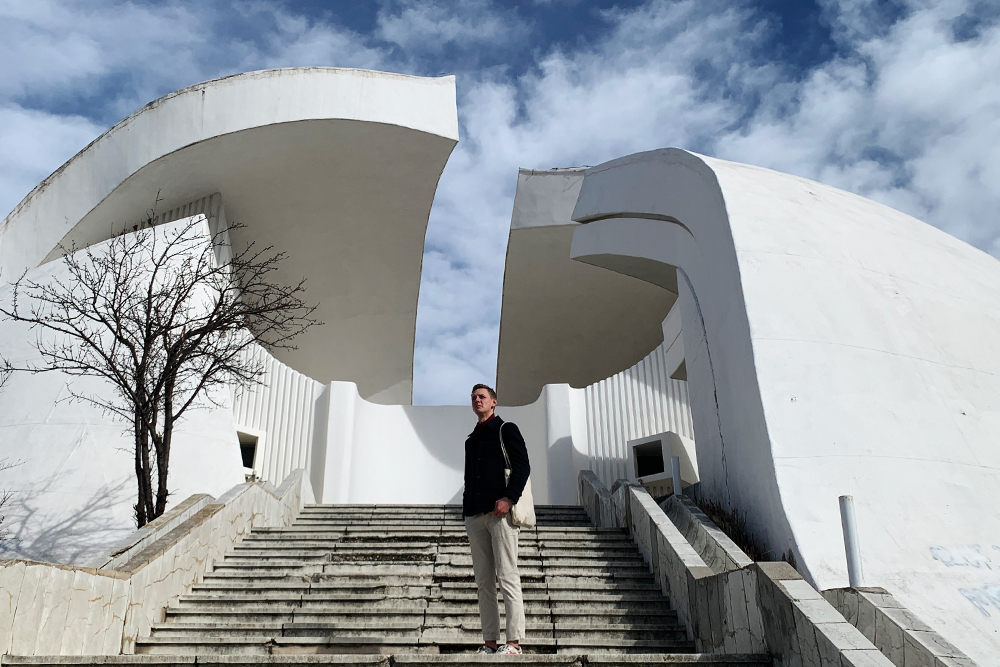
[823,587,978,667]
[579,470,897,666]
[0,469,312,656]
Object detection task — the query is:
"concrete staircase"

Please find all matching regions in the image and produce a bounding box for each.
[123,504,767,664]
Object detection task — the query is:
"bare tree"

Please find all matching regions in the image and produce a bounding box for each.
[0,216,319,527]
[0,453,17,543]
[0,364,16,542]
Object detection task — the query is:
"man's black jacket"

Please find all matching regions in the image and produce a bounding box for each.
[462,414,530,518]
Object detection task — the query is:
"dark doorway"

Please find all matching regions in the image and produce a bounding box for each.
[238,432,258,470]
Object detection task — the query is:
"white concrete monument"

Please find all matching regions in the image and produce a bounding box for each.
[566,148,1000,664]
[0,68,997,664]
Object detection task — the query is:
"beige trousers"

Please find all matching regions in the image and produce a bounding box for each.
[464,512,525,643]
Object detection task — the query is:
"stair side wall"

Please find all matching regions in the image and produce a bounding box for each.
[0,470,310,656]
[579,471,895,666]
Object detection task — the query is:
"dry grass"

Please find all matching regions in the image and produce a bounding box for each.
[697,496,798,569]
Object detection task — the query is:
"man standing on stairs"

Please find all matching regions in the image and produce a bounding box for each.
[464,383,531,656]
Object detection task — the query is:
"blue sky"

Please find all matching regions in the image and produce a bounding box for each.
[2,0,999,405]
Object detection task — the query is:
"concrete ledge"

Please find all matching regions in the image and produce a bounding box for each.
[579,471,895,667]
[823,587,980,667]
[0,656,774,667]
[660,496,751,574]
[92,495,213,570]
[0,470,311,656]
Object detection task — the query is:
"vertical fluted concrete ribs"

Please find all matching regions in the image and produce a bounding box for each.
[133,504,770,664]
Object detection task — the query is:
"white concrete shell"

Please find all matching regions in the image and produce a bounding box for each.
[0,218,247,564]
[497,168,675,406]
[569,148,1000,664]
[0,67,459,404]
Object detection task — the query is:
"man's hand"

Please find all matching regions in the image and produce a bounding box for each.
[492,497,512,517]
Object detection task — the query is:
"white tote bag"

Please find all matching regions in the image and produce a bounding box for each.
[499,422,536,528]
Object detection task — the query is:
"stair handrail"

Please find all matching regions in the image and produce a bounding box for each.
[579,470,903,666]
[0,468,313,657]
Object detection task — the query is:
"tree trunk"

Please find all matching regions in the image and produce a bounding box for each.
[154,383,173,519]
[133,411,147,527]
[133,403,156,528]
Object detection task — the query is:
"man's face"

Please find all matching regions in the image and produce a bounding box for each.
[471,388,497,418]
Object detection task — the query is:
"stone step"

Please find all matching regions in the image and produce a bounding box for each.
[198,573,659,588]
[172,599,672,616]
[162,610,680,626]
[284,516,577,520]
[206,565,654,579]
[176,591,669,605]
[287,524,592,531]
[295,511,588,519]
[215,556,647,568]
[221,548,645,559]
[291,516,591,522]
[241,536,633,546]
[106,503,756,662]
[134,635,697,656]
[230,545,644,556]
[253,527,625,535]
[189,581,663,595]
[244,531,630,540]
[147,623,687,642]
[225,550,645,562]
[0,654,773,667]
[237,539,637,550]
[299,503,586,510]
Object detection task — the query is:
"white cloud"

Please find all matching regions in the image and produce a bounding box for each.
[377,0,529,54]
[413,0,772,403]
[414,0,1000,403]
[2,0,999,405]
[0,105,103,224]
[718,0,1000,251]
[0,0,389,218]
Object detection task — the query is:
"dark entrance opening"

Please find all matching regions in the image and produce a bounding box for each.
[634,440,665,478]
[238,432,258,470]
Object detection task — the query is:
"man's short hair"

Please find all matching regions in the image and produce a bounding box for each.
[471,383,497,400]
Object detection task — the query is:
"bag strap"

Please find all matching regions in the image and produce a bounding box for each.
[498,422,511,470]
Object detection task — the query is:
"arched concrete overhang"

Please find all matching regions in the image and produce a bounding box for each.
[568,148,795,571]
[0,68,459,404]
[496,168,676,406]
[569,148,1000,662]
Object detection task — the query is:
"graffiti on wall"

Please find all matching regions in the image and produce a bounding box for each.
[930,544,997,570]
[960,585,1000,618]
[930,545,1000,617]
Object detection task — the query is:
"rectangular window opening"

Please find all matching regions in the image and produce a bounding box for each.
[634,440,665,478]
[237,432,258,471]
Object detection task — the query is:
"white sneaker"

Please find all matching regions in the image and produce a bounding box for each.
[475,646,496,655]
[495,644,522,655]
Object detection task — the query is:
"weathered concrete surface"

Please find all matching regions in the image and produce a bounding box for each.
[0,67,459,404]
[0,470,311,656]
[824,587,980,667]
[570,149,1000,664]
[580,471,895,667]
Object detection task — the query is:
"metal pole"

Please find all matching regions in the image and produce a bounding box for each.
[671,456,683,496]
[839,495,865,587]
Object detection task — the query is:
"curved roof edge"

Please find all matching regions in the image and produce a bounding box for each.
[569,147,1000,664]
[0,67,460,405]
[496,167,675,406]
[0,67,458,279]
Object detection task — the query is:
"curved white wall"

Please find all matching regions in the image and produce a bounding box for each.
[0,67,459,404]
[570,148,1000,665]
[231,345,327,494]
[584,323,693,489]
[0,218,246,565]
[497,168,675,406]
